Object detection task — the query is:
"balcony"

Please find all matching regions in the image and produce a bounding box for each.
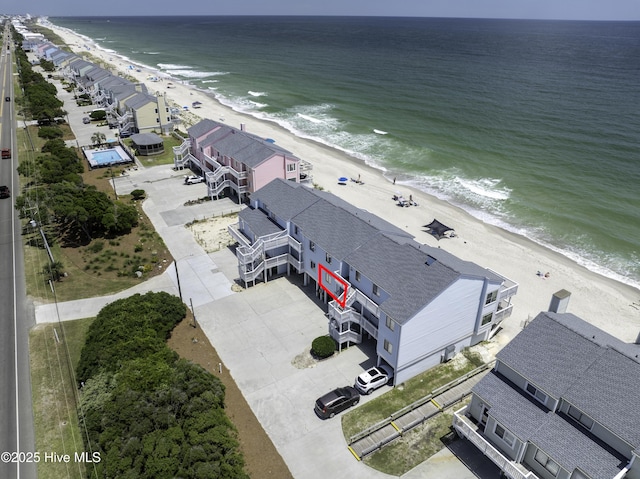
[453,407,539,479]
[493,302,513,322]
[329,323,362,345]
[227,223,251,248]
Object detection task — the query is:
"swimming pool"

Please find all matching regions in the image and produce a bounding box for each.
[85,145,132,168]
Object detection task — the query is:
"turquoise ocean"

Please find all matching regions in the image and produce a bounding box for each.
[48,16,640,289]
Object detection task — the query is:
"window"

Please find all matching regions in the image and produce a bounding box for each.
[373,284,380,296]
[310,261,316,270]
[294,225,299,235]
[568,406,594,430]
[286,163,296,172]
[309,241,315,252]
[324,272,332,284]
[481,313,493,326]
[383,339,393,354]
[355,270,361,282]
[485,290,498,305]
[535,450,560,477]
[494,424,515,448]
[385,317,395,331]
[326,253,332,263]
[525,383,548,405]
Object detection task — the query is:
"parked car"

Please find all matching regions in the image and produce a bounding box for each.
[82,117,91,124]
[354,364,393,395]
[0,185,10,198]
[184,175,204,185]
[314,386,360,419]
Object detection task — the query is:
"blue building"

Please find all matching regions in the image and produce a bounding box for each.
[229,179,518,384]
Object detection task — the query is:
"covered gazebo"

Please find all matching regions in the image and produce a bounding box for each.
[130,133,165,156]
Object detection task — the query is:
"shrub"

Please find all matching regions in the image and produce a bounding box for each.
[311,336,335,359]
[87,241,105,254]
[130,189,146,200]
[38,126,63,139]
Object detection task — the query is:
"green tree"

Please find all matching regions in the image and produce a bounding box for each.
[43,260,64,281]
[91,132,107,146]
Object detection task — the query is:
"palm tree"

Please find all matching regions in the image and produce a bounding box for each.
[91,132,106,147]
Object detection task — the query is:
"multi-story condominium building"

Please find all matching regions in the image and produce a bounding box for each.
[173,119,312,203]
[64,57,173,137]
[453,297,640,479]
[29,42,174,137]
[228,178,518,384]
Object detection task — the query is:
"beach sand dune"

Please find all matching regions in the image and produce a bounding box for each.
[50,25,640,347]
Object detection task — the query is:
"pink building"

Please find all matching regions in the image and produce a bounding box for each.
[174,119,312,202]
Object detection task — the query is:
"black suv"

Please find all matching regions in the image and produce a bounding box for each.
[0,186,10,198]
[314,386,360,419]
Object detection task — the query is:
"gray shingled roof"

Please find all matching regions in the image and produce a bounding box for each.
[475,373,627,479]
[473,370,550,442]
[563,347,640,450]
[529,414,626,479]
[188,120,298,168]
[292,200,382,260]
[188,119,220,139]
[131,133,163,146]
[247,179,500,323]
[345,235,460,322]
[250,179,319,221]
[496,312,604,398]
[479,312,640,476]
[239,207,284,239]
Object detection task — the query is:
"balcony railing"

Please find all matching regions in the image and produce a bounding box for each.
[493,303,514,322]
[329,327,362,345]
[227,223,252,248]
[453,407,539,479]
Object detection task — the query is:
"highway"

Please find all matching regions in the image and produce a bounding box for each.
[1,24,37,479]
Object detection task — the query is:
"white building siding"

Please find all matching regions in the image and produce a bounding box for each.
[395,277,482,383]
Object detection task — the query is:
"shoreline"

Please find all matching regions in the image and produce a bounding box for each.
[47,21,640,344]
[55,22,640,292]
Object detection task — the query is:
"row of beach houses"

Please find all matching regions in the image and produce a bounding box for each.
[21,25,640,479]
[25,39,174,138]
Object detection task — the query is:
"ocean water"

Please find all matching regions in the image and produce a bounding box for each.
[48,16,640,288]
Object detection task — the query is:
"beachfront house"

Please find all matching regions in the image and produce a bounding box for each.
[173,119,312,203]
[37,47,174,137]
[228,178,518,384]
[453,296,640,479]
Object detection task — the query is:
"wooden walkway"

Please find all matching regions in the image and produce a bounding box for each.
[348,368,489,459]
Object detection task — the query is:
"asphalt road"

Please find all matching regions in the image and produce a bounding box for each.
[0,26,37,479]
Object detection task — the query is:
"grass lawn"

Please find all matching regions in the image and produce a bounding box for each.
[30,318,94,479]
[122,135,183,167]
[18,127,173,303]
[341,349,484,440]
[362,407,464,476]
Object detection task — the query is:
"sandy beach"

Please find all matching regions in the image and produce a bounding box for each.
[51,24,640,347]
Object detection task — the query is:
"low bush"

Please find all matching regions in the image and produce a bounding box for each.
[131,189,146,200]
[311,335,335,359]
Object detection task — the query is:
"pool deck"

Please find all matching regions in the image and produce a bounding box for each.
[84,145,133,168]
